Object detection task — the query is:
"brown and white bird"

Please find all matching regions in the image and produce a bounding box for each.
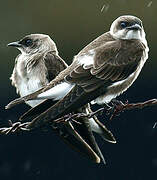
[8,15,149,130]
[7,34,115,164]
[8,34,67,107]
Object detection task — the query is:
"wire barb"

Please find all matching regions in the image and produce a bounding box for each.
[0,120,30,135]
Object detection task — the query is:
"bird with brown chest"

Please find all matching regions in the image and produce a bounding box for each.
[7,34,116,164]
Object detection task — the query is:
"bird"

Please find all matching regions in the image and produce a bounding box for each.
[7,34,116,164]
[8,34,67,107]
[7,15,149,131]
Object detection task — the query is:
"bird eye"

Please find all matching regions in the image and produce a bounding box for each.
[24,39,33,47]
[120,22,128,28]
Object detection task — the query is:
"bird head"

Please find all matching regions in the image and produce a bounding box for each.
[7,34,58,55]
[110,15,145,42]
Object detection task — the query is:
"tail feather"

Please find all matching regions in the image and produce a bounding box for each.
[94,117,116,143]
[74,107,106,164]
[86,104,116,143]
[51,120,101,164]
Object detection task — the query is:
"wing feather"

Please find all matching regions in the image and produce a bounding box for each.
[43,51,68,81]
[65,39,145,92]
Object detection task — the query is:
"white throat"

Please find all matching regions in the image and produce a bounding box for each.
[110,23,146,44]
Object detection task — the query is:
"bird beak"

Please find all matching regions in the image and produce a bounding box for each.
[127,24,142,30]
[7,41,21,48]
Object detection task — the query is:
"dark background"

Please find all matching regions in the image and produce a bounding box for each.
[0,0,157,179]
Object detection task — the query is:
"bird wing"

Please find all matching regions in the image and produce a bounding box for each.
[66,39,145,92]
[43,51,68,81]
[26,39,145,129]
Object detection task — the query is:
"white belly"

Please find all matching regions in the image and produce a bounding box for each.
[14,54,49,107]
[18,78,44,107]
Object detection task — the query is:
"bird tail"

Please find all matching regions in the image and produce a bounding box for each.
[18,86,106,164]
[95,118,116,143]
[86,105,116,144]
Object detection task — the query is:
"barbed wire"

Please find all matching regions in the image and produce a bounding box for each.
[0,120,30,135]
[0,98,157,135]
